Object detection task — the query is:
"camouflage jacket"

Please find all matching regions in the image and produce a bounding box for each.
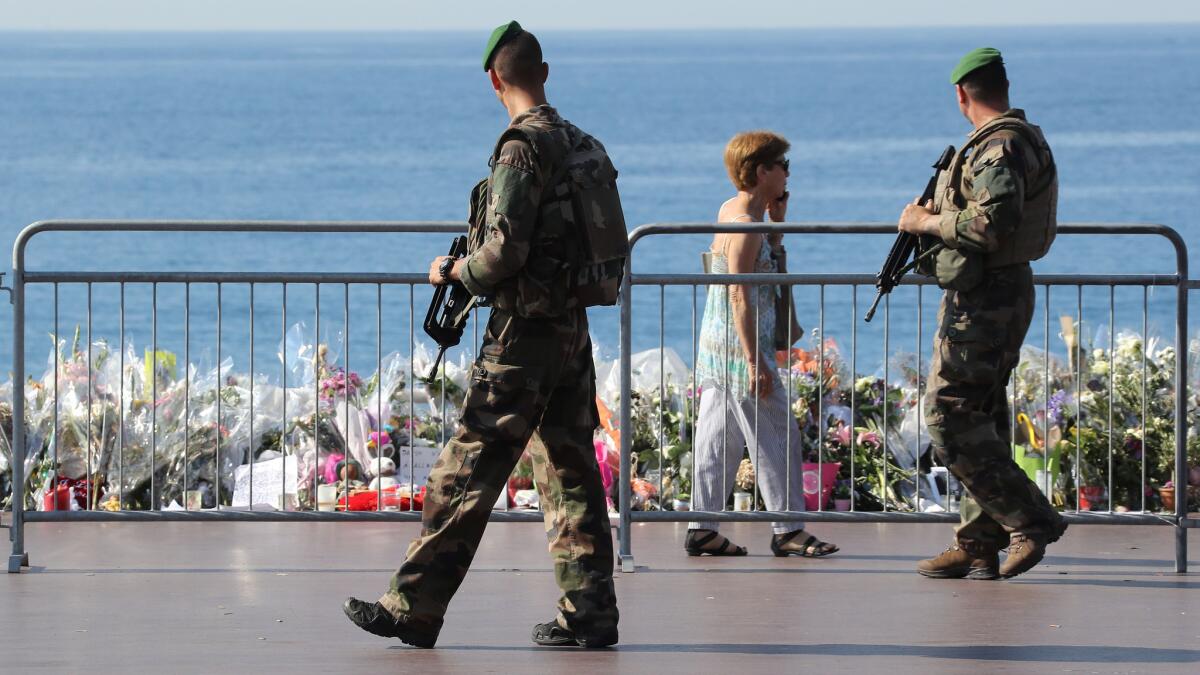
[934,109,1058,267]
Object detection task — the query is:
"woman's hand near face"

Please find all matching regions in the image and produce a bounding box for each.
[768,189,788,223]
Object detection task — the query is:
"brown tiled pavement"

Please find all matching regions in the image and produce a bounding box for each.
[2,519,1198,674]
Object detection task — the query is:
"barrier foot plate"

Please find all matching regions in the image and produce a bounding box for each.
[620,555,636,574]
[8,553,27,573]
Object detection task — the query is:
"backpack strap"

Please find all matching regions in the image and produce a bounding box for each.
[491,125,573,203]
[965,118,1056,200]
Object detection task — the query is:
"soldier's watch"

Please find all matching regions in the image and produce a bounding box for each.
[438,257,456,283]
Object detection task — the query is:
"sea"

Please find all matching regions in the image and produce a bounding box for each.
[1,26,1198,383]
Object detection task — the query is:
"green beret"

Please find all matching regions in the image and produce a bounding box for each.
[483,20,523,71]
[950,47,1003,84]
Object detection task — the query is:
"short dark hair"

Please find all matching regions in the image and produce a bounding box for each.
[959,61,1009,104]
[492,31,544,88]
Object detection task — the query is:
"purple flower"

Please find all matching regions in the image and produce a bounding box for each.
[1046,390,1068,428]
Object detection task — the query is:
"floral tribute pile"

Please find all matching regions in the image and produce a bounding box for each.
[2,322,1198,515]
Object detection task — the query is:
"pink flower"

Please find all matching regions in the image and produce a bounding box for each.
[831,424,851,447]
[857,430,881,447]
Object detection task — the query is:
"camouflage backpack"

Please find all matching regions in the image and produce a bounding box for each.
[493,122,629,308]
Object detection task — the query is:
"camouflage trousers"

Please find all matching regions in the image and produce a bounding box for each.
[924,264,1064,553]
[379,307,618,639]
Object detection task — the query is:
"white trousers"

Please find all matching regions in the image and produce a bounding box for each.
[689,376,806,535]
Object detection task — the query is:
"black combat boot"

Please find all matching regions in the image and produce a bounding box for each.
[342,597,438,648]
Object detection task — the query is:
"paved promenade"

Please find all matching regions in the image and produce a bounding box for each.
[2,519,1198,673]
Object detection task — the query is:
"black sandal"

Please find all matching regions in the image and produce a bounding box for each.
[685,528,748,556]
[771,530,839,558]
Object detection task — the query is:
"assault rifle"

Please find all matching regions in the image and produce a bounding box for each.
[863,144,956,322]
[423,235,474,380]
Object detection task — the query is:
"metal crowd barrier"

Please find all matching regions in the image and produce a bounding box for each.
[617,223,1194,573]
[5,221,1197,575]
[5,220,548,575]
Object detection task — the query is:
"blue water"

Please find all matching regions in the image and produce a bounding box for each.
[1,27,1198,378]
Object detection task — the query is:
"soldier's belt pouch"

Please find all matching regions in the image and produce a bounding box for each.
[474,358,528,392]
[934,248,983,292]
[941,319,1004,347]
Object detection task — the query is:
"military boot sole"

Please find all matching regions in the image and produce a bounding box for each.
[917,566,999,580]
[532,621,618,648]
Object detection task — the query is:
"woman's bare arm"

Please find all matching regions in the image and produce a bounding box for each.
[724,232,772,396]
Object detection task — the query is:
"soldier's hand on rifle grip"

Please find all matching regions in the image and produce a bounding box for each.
[898,199,937,236]
[429,255,463,286]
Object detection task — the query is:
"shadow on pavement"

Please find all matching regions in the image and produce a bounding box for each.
[433,643,1200,662]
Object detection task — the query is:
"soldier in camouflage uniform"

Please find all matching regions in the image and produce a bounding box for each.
[898,48,1068,580]
[343,21,620,648]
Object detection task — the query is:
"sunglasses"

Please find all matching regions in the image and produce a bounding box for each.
[771,158,790,173]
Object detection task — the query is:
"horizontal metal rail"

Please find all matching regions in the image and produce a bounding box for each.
[632,273,1181,287]
[24,272,432,285]
[21,510,544,523]
[626,510,1177,525]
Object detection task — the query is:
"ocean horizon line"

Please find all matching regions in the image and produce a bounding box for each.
[0,23,1198,35]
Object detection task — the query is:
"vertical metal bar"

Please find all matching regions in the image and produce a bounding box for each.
[753,284,760,512]
[1043,285,1051,497]
[9,253,26,571]
[691,283,698,513]
[722,281,730,510]
[1108,285,1114,512]
[216,283,222,510]
[617,261,633,567]
[345,284,350,512]
[785,281,792,510]
[281,283,287,511]
[882,294,889,511]
[377,283,383,511]
[818,284,825,511]
[408,285,415,510]
[1076,285,1082,512]
[782,281,792,511]
[52,284,59,481]
[916,284,922,510]
[1173,244,1188,572]
[1141,285,1147,513]
[87,283,93,509]
[150,282,156,509]
[850,286,857,511]
[313,284,320,510]
[119,283,125,509]
[249,283,255,510]
[659,285,665,504]
[184,283,190,510]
